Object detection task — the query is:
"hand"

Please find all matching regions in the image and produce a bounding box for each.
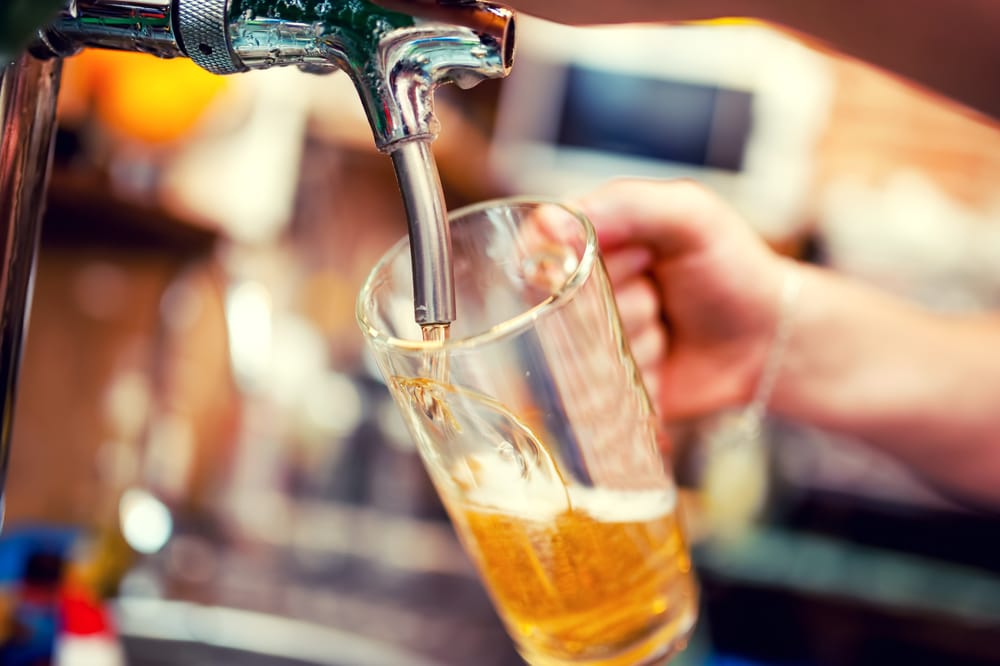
[576,179,792,421]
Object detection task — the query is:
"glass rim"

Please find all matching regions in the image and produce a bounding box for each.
[356,196,598,354]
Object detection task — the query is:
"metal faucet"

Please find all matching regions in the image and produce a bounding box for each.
[0,0,515,500]
[33,0,514,149]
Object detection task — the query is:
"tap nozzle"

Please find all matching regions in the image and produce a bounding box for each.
[35,1,515,151]
[227,0,515,151]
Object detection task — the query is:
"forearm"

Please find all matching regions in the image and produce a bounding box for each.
[773,264,1000,504]
[756,0,1000,121]
[507,0,1000,120]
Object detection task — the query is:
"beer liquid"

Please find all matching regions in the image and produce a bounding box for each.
[421,323,449,344]
[397,346,696,664]
[421,323,450,389]
[445,464,696,666]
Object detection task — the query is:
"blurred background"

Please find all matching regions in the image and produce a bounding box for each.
[2,15,1000,666]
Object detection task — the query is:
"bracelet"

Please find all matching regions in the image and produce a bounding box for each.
[702,265,803,535]
[743,263,804,433]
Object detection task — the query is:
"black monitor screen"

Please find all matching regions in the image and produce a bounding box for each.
[556,65,754,172]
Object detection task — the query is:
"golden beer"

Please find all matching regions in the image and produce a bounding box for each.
[444,477,698,666]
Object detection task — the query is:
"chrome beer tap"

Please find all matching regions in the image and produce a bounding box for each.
[0,0,515,498]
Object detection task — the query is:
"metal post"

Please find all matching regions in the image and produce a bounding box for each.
[0,54,62,507]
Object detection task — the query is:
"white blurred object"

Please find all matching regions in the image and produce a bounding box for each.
[119,487,174,554]
[225,278,275,391]
[491,19,833,242]
[219,249,344,537]
[116,598,442,666]
[821,171,1000,311]
[701,412,770,540]
[301,371,364,437]
[104,371,153,443]
[54,635,126,666]
[163,68,312,244]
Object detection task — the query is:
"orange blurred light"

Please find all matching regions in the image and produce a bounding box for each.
[60,50,228,146]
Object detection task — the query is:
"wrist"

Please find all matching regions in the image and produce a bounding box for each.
[768,262,835,425]
[766,264,932,432]
[742,259,804,417]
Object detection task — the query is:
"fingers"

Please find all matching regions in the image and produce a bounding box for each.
[615,276,660,336]
[629,321,667,366]
[575,178,732,257]
[603,246,654,286]
[633,325,666,413]
[520,203,581,248]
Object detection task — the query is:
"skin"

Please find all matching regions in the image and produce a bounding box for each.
[584,179,1000,506]
[502,0,1000,122]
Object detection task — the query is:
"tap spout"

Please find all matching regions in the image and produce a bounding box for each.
[34,0,515,150]
[228,0,514,150]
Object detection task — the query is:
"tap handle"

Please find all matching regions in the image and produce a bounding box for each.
[32,0,244,74]
[176,0,245,74]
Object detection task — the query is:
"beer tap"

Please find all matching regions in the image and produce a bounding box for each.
[0,0,516,498]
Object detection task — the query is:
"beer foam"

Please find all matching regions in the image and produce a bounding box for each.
[455,454,677,524]
[569,484,677,523]
[455,454,568,520]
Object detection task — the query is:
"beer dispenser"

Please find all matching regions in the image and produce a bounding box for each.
[0,0,515,501]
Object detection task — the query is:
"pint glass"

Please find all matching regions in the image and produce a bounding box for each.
[357,199,698,665]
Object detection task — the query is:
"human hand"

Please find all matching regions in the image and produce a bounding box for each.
[576,179,793,421]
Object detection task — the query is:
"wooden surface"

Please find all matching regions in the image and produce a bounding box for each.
[815,56,1000,212]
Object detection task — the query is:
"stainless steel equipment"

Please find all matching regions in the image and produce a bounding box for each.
[0,55,63,507]
[0,0,515,500]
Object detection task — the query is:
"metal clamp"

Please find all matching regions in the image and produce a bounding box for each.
[177,0,245,74]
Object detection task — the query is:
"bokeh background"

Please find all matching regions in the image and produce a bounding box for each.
[2,15,999,666]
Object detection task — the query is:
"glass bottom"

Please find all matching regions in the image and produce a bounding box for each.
[515,600,698,666]
[636,628,692,666]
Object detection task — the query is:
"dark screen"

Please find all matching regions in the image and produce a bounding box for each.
[556,65,754,172]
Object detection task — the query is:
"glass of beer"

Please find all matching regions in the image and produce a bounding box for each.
[357,198,698,665]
